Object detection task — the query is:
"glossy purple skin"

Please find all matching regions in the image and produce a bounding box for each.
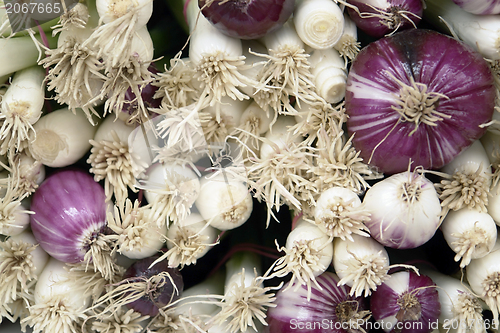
[122,256,184,316]
[371,271,440,333]
[266,272,368,333]
[345,29,495,174]
[347,0,423,37]
[199,0,295,39]
[452,0,500,14]
[31,169,107,263]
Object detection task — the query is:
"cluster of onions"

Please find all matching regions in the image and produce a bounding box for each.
[4,0,500,331]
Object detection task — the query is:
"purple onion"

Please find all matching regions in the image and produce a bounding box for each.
[346,0,423,37]
[266,272,369,333]
[452,0,500,14]
[370,271,440,333]
[122,256,184,316]
[31,169,107,263]
[345,29,495,174]
[198,0,295,39]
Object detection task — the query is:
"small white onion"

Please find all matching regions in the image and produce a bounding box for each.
[96,0,153,26]
[441,208,497,267]
[29,108,96,168]
[333,234,390,297]
[362,171,442,249]
[259,115,299,161]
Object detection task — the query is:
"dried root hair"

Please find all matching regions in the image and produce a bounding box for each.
[433,165,489,219]
[155,104,210,152]
[208,268,280,333]
[88,306,149,333]
[22,294,88,333]
[251,45,324,116]
[0,176,33,235]
[65,261,125,302]
[82,229,120,283]
[291,101,346,145]
[0,151,42,198]
[82,0,153,73]
[88,131,146,206]
[154,223,219,269]
[51,2,91,35]
[241,134,317,226]
[0,238,38,306]
[105,199,156,255]
[312,126,383,195]
[153,54,199,112]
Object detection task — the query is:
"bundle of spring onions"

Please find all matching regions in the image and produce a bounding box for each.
[4,0,500,332]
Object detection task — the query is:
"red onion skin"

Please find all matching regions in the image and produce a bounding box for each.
[370,271,440,333]
[266,272,368,333]
[345,29,495,174]
[198,0,295,39]
[122,256,184,316]
[346,0,423,37]
[30,169,107,263]
[452,0,500,14]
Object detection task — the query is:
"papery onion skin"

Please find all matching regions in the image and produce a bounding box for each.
[198,0,295,39]
[371,271,440,333]
[452,0,500,14]
[30,169,107,263]
[345,29,495,174]
[122,256,184,316]
[266,271,368,333]
[346,0,423,37]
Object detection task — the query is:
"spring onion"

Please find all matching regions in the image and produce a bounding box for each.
[30,169,119,281]
[0,66,45,155]
[159,212,218,268]
[466,239,500,321]
[345,29,495,174]
[29,107,96,168]
[270,219,333,298]
[88,115,145,206]
[333,234,391,297]
[362,170,441,249]
[195,173,253,231]
[22,258,91,333]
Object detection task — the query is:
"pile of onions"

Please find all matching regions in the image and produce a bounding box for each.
[345,29,495,174]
